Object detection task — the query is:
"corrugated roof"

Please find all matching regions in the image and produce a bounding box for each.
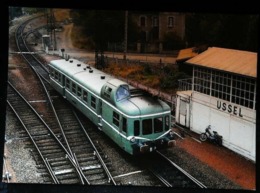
[176,47,199,62]
[185,47,257,78]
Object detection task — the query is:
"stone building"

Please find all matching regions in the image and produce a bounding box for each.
[130,11,185,53]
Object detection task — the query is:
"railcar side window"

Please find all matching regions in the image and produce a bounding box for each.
[83,91,88,103]
[142,119,152,135]
[50,68,54,77]
[77,87,82,97]
[154,117,163,133]
[104,86,112,99]
[134,120,140,136]
[165,116,169,130]
[113,111,120,127]
[66,78,70,89]
[58,73,61,82]
[91,96,96,109]
[72,83,76,94]
[54,71,59,80]
[122,117,127,133]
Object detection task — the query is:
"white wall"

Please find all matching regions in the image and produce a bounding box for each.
[191,92,256,161]
[176,91,256,162]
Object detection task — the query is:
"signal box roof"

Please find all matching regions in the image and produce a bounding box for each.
[185,47,257,78]
[176,47,199,62]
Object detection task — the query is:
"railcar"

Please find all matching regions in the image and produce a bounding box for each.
[48,58,176,155]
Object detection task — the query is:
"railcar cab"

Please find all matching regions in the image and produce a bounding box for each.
[101,79,176,155]
[101,79,130,105]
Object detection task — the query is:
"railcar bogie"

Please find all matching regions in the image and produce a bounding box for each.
[48,59,176,155]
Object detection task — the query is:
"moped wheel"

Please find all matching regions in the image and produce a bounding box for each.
[200,133,207,141]
[217,137,223,146]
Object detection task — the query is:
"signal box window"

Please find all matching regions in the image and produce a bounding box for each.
[134,120,140,136]
[154,117,163,133]
[113,111,120,127]
[142,119,152,135]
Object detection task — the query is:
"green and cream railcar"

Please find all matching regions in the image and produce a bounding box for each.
[49,59,176,155]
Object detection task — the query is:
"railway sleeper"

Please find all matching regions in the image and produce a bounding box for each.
[79,164,102,171]
[90,178,110,185]
[72,153,96,160]
[41,149,65,155]
[87,173,107,181]
[59,178,81,184]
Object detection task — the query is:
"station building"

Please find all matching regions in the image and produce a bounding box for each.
[175,47,257,162]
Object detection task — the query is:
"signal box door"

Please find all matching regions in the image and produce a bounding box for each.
[179,99,190,128]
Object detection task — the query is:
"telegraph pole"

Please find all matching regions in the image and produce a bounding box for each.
[123,10,128,60]
[46,9,57,51]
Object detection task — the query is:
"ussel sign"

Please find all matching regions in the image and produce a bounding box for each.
[217,101,243,117]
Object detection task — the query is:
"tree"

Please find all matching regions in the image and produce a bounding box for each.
[71,10,139,50]
[185,13,258,52]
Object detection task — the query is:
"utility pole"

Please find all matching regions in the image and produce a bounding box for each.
[123,10,128,60]
[46,9,57,51]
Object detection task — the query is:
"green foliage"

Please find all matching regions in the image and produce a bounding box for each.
[162,32,186,50]
[23,7,45,15]
[70,10,139,50]
[160,66,189,89]
[186,13,258,52]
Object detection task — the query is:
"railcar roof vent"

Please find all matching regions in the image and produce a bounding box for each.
[101,75,105,79]
[87,65,91,69]
[70,60,73,63]
[77,63,81,67]
[83,68,86,70]
[89,69,93,73]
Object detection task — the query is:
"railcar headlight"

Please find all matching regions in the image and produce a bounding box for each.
[169,131,174,137]
[130,137,136,143]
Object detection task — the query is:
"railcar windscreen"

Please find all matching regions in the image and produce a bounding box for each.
[116,85,130,101]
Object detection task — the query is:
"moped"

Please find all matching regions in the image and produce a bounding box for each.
[199,125,223,146]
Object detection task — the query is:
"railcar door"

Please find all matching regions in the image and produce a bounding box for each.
[179,99,190,128]
[62,75,66,97]
[119,116,127,149]
[97,100,103,130]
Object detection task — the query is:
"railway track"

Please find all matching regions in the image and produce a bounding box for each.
[9,14,117,185]
[8,14,208,188]
[49,90,117,185]
[15,15,50,82]
[140,150,206,188]
[153,151,207,188]
[7,82,84,184]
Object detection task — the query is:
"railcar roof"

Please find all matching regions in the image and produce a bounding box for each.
[116,96,171,116]
[50,59,171,115]
[50,59,114,95]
